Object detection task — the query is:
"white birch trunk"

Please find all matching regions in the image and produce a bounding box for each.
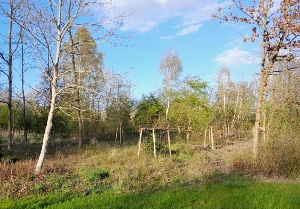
[35,84,57,174]
[35,0,62,174]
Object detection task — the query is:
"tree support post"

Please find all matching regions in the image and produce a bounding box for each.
[138,128,143,157]
[167,129,171,156]
[210,126,215,150]
[152,128,157,158]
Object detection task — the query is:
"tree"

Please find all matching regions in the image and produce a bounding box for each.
[214,67,235,138]
[0,0,24,150]
[101,73,133,143]
[169,76,210,141]
[134,94,164,128]
[213,0,300,157]
[264,59,300,137]
[25,0,125,174]
[232,81,256,136]
[158,49,183,127]
[62,26,103,147]
[20,26,29,147]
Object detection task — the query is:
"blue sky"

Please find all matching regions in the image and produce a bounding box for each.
[0,0,265,101]
[99,0,262,100]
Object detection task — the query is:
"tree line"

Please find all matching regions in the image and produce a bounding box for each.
[0,0,299,174]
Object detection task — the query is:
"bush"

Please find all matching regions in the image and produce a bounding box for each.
[143,133,168,156]
[231,136,300,178]
[257,138,300,177]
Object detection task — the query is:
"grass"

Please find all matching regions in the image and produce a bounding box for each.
[1,179,300,209]
[1,135,300,208]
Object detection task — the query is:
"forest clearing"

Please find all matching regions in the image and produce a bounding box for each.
[0,0,300,208]
[1,132,300,208]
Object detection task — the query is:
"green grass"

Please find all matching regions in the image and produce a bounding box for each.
[1,181,300,209]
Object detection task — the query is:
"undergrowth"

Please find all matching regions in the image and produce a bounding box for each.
[0,140,194,200]
[231,135,300,178]
[1,134,299,204]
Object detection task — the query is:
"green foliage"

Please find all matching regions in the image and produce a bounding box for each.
[32,107,48,134]
[143,133,167,156]
[104,96,135,139]
[134,94,164,127]
[0,104,8,129]
[52,110,75,139]
[169,76,210,135]
[0,101,36,132]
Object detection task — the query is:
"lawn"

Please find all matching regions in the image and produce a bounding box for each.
[2,180,300,209]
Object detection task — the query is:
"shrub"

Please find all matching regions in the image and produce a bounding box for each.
[231,136,300,178]
[143,134,167,156]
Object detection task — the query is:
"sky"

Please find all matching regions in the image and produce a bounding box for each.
[0,0,265,101]
[98,0,262,100]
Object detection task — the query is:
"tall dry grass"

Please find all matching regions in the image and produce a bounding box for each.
[231,134,300,178]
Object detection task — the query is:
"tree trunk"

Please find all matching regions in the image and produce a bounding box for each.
[35,80,57,174]
[253,2,268,158]
[67,29,83,148]
[252,0,282,158]
[7,0,14,151]
[21,27,28,148]
[253,84,263,157]
[35,0,62,174]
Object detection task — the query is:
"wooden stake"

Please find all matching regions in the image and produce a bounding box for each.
[204,127,207,148]
[152,129,157,158]
[167,129,171,156]
[211,127,215,150]
[138,128,143,157]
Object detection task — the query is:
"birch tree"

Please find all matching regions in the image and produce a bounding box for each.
[25,0,124,174]
[214,67,235,138]
[213,0,300,157]
[159,49,182,127]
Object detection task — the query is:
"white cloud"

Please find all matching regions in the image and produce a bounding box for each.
[155,0,169,6]
[98,0,230,34]
[160,35,173,40]
[214,47,260,67]
[176,24,202,36]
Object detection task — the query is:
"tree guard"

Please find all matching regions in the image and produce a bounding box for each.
[138,128,171,158]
